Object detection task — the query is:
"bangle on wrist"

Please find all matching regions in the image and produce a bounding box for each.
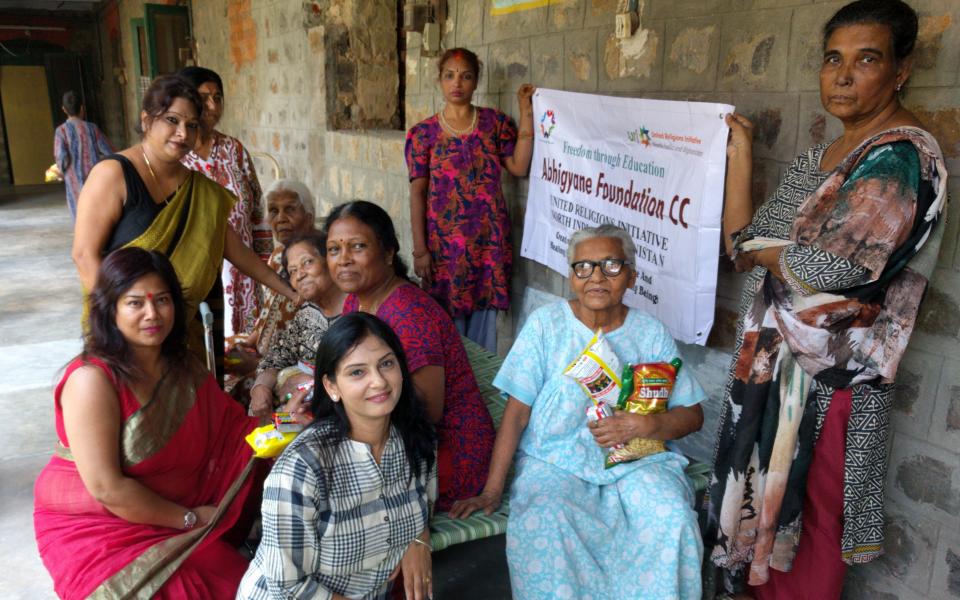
[517,130,533,140]
[412,248,429,259]
[412,536,433,552]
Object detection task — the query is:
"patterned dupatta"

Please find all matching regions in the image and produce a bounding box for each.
[709,127,947,584]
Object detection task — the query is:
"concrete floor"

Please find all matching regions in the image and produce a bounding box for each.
[0,186,80,599]
[0,187,511,599]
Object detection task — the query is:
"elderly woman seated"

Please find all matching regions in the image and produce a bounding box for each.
[450,224,706,599]
[250,230,346,416]
[226,179,317,400]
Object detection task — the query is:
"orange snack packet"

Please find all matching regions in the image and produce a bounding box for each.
[605,358,682,468]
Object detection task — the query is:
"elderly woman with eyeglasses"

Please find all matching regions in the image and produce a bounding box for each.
[450,224,707,599]
[224,179,317,402]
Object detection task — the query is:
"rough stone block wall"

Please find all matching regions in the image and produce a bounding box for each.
[182,1,958,597]
[190,0,329,200]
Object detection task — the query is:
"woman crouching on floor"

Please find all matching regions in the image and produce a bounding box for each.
[238,312,437,600]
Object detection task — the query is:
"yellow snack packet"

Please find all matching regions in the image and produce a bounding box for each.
[563,329,623,407]
[245,424,298,459]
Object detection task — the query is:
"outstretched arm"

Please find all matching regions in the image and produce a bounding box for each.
[722,113,755,258]
[224,227,297,303]
[448,397,531,519]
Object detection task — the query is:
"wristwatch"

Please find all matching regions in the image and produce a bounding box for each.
[182,510,198,530]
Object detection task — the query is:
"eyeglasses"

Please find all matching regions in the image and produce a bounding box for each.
[570,258,630,279]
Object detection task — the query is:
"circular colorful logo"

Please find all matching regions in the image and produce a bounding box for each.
[539,110,556,138]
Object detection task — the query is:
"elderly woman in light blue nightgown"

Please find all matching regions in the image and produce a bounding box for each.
[449,224,706,599]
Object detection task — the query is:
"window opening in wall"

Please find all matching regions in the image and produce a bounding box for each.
[144,4,191,76]
[131,18,151,98]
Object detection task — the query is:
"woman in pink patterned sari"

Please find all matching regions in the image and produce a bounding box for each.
[34,248,261,599]
[180,66,272,337]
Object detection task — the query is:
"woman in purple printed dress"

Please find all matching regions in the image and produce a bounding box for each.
[405,47,535,353]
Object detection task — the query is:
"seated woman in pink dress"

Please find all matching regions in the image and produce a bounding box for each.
[33,247,261,599]
[317,200,496,511]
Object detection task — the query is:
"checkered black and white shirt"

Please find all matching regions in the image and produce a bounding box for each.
[237,418,437,599]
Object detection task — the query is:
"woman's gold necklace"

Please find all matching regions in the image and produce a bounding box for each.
[358,274,397,314]
[439,105,476,136]
[140,144,170,206]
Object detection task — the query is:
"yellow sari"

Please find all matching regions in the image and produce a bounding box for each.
[87,171,235,360]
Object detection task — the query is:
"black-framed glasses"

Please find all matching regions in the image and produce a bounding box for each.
[570,258,630,279]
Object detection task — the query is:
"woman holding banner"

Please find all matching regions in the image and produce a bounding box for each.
[405,47,535,353]
[707,1,948,598]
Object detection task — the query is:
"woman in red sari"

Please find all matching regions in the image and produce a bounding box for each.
[34,247,261,599]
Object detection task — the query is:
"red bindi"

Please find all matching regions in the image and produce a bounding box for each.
[146,292,154,301]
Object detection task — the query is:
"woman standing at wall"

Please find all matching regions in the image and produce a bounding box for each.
[405,48,535,353]
[180,66,272,338]
[706,2,948,597]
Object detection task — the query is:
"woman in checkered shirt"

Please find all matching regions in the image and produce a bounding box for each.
[238,312,438,600]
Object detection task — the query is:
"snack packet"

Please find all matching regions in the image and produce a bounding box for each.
[245,424,298,459]
[273,412,305,434]
[604,358,682,468]
[563,329,623,408]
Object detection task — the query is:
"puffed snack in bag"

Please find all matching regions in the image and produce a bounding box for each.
[604,358,682,468]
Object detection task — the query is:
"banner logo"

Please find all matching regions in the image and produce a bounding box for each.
[627,125,651,147]
[539,110,557,139]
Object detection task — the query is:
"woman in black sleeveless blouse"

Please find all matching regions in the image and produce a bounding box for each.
[72,75,296,384]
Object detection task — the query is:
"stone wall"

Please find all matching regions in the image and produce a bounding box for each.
[184,1,958,597]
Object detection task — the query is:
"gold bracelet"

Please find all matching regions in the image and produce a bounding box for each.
[412,536,433,552]
[517,131,533,140]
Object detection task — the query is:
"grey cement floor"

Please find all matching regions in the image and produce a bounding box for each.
[0,186,80,599]
[0,187,511,599]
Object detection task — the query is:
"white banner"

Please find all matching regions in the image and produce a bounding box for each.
[521,89,733,345]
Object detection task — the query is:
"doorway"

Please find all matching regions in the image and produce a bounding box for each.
[0,65,56,185]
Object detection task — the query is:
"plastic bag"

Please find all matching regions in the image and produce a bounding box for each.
[603,358,682,468]
[563,329,623,408]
